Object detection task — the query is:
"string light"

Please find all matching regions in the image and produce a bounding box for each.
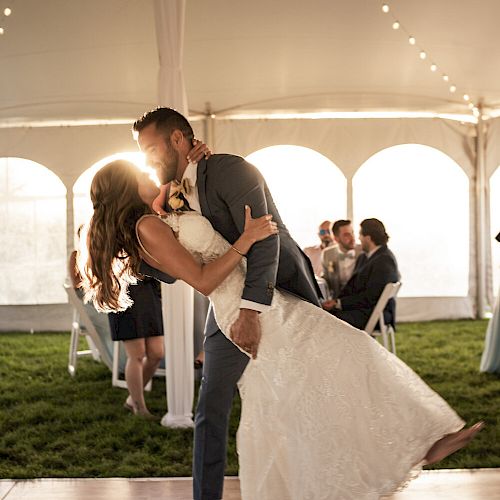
[379,3,475,114]
[1,7,16,40]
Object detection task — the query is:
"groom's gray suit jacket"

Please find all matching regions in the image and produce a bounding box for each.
[140,153,322,336]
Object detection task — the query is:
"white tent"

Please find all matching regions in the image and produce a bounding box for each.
[2,0,500,328]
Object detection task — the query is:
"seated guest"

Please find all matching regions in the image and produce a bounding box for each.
[321,219,362,299]
[322,218,400,330]
[303,220,333,276]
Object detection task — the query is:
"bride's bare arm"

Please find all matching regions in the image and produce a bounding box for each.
[137,207,277,296]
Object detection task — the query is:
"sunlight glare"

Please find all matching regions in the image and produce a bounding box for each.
[73,152,151,236]
[246,146,346,247]
[353,145,469,297]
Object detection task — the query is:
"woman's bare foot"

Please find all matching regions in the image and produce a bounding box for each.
[424,422,485,465]
[124,396,156,419]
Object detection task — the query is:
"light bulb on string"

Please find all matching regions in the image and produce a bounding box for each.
[4,7,11,16]
[473,107,480,117]
[381,7,470,105]
[0,27,4,35]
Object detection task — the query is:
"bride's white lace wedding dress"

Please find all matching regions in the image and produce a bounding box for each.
[164,212,464,500]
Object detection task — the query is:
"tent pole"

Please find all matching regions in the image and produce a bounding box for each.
[476,103,488,318]
[347,175,353,221]
[203,101,215,150]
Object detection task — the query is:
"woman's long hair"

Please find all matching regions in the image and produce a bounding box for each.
[80,160,152,312]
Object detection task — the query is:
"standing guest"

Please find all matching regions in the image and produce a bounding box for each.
[68,225,85,293]
[323,218,400,330]
[303,220,333,276]
[480,230,500,374]
[321,219,362,299]
[108,278,164,418]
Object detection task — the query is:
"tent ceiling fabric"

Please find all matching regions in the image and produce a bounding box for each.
[1,0,500,122]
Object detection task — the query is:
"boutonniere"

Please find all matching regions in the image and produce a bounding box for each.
[168,193,186,210]
[168,178,192,211]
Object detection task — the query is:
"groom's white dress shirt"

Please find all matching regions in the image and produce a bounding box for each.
[181,161,269,313]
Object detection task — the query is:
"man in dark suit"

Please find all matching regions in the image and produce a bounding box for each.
[322,218,400,330]
[133,107,321,500]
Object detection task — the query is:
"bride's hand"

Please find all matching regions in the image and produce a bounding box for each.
[243,205,278,243]
[152,184,169,215]
[186,139,211,163]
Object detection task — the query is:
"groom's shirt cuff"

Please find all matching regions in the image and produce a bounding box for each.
[240,299,270,313]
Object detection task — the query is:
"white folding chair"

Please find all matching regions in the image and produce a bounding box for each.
[65,283,103,377]
[64,283,162,390]
[364,282,401,355]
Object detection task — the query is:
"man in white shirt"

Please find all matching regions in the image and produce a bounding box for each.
[321,219,362,299]
[303,220,334,276]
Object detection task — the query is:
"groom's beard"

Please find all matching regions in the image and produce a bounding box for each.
[156,148,180,185]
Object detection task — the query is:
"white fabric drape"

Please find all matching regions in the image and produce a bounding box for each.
[154,0,188,113]
[154,0,194,428]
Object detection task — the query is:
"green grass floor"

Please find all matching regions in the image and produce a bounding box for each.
[0,319,499,479]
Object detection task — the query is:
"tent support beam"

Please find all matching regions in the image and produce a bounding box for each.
[475,103,488,318]
[203,102,215,150]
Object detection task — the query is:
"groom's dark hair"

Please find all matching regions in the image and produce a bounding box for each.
[133,107,194,142]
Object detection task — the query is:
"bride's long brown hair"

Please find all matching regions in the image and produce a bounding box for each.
[80,160,152,312]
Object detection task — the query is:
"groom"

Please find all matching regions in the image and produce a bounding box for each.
[133,107,321,500]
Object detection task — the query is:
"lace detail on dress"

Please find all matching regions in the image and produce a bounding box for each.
[160,213,180,234]
[160,212,465,500]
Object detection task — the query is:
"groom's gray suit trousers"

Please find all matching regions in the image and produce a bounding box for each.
[193,329,249,500]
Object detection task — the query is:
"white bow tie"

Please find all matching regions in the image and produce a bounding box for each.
[339,250,356,260]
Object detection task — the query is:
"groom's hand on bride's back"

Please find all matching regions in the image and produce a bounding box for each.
[230,309,262,359]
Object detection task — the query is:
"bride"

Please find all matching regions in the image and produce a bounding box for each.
[81,159,483,500]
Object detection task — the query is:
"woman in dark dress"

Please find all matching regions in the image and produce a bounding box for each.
[108,277,163,417]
